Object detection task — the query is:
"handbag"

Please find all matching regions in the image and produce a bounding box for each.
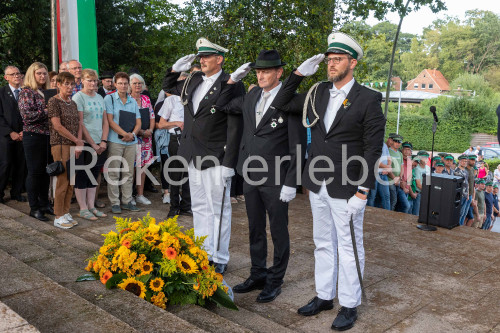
[46,137,65,176]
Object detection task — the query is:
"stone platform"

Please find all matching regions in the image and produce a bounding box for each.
[1,188,500,332]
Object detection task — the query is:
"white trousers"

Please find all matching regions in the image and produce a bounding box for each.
[188,162,232,264]
[309,184,365,308]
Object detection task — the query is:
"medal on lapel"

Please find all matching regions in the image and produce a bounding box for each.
[271,118,277,128]
[342,98,351,110]
[210,106,216,114]
[278,116,283,124]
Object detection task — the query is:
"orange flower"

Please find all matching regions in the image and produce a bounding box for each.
[100,270,113,284]
[85,260,93,272]
[215,273,223,283]
[164,247,177,260]
[193,280,200,290]
[120,227,131,234]
[121,238,132,248]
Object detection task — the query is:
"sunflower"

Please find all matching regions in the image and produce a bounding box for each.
[149,277,164,292]
[143,232,159,246]
[151,291,167,309]
[176,254,199,274]
[164,247,177,260]
[118,277,146,299]
[100,270,113,285]
[140,261,154,275]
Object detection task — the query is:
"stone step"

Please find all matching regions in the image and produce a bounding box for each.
[0,248,137,333]
[0,204,257,332]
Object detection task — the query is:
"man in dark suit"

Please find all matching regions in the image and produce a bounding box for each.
[0,65,27,203]
[293,32,386,331]
[162,38,245,274]
[97,71,116,98]
[219,50,319,303]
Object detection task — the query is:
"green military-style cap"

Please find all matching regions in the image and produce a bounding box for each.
[417,150,429,157]
[435,162,445,167]
[468,154,477,160]
[438,152,447,158]
[444,155,454,160]
[432,156,442,161]
[401,141,413,149]
[477,179,485,184]
[458,154,468,160]
[486,181,494,186]
[494,184,499,188]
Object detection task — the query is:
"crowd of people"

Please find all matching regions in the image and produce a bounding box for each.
[367,134,499,231]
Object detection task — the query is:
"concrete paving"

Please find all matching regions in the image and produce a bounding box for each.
[2,183,500,332]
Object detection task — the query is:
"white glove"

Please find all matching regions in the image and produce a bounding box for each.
[230,62,252,82]
[172,54,196,72]
[279,185,296,203]
[296,54,325,76]
[221,166,235,184]
[346,194,367,216]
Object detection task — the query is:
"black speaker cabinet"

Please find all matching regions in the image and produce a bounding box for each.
[418,173,463,229]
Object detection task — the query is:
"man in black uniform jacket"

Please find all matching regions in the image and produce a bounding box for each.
[162,38,245,274]
[0,65,27,203]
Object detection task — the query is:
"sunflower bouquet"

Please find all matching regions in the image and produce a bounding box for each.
[79,214,237,310]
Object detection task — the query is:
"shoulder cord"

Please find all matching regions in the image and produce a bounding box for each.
[180,72,195,106]
[302,82,321,128]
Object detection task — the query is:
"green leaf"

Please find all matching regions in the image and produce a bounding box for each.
[76,273,97,282]
[208,287,238,311]
[137,274,152,284]
[105,273,127,289]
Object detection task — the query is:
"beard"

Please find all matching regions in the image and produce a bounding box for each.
[328,66,349,83]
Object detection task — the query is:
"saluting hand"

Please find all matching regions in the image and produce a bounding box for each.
[172,54,196,72]
[296,54,325,76]
[229,62,252,83]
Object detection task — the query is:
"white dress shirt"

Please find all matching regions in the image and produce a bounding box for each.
[323,78,355,132]
[159,95,184,134]
[191,70,223,114]
[254,82,282,117]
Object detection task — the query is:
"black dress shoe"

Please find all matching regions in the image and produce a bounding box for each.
[233,277,266,293]
[179,209,193,216]
[297,296,334,316]
[167,208,180,218]
[29,210,49,222]
[214,263,227,274]
[256,285,281,303]
[11,195,27,202]
[41,206,55,215]
[331,307,357,331]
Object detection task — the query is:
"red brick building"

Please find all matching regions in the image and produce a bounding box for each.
[406,69,450,94]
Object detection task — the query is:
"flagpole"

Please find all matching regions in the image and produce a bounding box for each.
[51,0,58,72]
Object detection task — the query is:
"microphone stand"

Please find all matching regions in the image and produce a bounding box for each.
[417,118,438,231]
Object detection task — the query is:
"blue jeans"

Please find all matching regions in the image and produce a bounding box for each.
[459,195,471,226]
[482,215,492,230]
[407,193,421,216]
[367,174,391,210]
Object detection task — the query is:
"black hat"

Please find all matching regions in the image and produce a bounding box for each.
[100,71,114,79]
[250,50,286,69]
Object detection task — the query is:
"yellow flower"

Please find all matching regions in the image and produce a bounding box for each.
[176,254,198,274]
[148,220,160,234]
[85,260,93,272]
[151,291,167,309]
[118,277,146,299]
[140,261,154,275]
[149,278,164,292]
[130,222,141,231]
[143,232,159,245]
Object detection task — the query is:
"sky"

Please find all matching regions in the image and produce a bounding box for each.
[365,0,500,35]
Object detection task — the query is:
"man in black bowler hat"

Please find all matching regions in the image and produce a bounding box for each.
[97,71,116,98]
[220,50,321,302]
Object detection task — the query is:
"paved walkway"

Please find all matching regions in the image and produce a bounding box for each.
[0,300,39,332]
[2,185,500,332]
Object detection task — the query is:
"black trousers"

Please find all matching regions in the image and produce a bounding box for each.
[167,135,191,211]
[160,153,170,190]
[23,132,50,210]
[230,173,244,197]
[0,137,26,199]
[245,184,289,287]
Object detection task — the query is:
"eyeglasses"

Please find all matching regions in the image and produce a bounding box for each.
[324,57,349,64]
[393,140,402,143]
[6,73,22,77]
